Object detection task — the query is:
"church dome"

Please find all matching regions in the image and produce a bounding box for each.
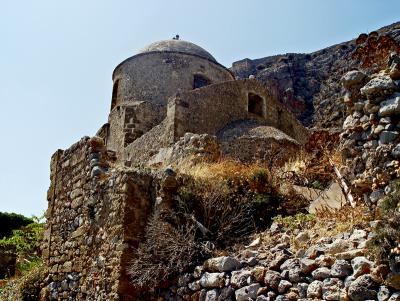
[139,39,217,63]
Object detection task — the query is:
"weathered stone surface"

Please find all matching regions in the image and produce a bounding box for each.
[347,274,378,301]
[361,76,398,99]
[200,272,225,288]
[205,289,219,301]
[379,130,399,144]
[388,292,400,301]
[379,93,400,116]
[204,256,240,272]
[277,280,292,293]
[300,258,318,275]
[330,260,352,278]
[322,278,343,301]
[351,256,374,277]
[342,70,368,89]
[230,270,252,288]
[312,267,331,280]
[378,285,391,301]
[307,280,323,299]
[235,283,260,301]
[264,270,282,289]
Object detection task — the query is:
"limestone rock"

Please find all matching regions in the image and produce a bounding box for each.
[235,283,260,301]
[204,256,240,272]
[264,270,282,290]
[360,76,398,99]
[199,272,225,288]
[379,93,400,117]
[277,280,292,293]
[379,131,399,144]
[347,274,378,301]
[378,285,391,301]
[342,70,368,89]
[351,256,374,277]
[322,278,344,301]
[230,270,252,288]
[331,260,353,277]
[307,280,323,299]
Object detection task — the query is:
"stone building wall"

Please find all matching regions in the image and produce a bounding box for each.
[112,52,234,107]
[167,79,309,144]
[42,137,156,300]
[107,101,166,158]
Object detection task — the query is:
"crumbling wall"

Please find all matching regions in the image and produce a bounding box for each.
[42,137,156,300]
[107,101,166,158]
[167,79,309,144]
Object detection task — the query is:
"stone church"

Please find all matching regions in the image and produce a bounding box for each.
[41,39,308,300]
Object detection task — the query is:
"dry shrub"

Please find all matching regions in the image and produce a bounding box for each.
[313,204,372,238]
[128,211,199,289]
[368,180,400,262]
[176,179,256,246]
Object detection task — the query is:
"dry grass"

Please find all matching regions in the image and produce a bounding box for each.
[176,157,271,183]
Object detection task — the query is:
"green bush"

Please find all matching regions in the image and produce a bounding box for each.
[0,212,32,239]
[0,215,45,275]
[272,213,316,230]
[368,180,400,262]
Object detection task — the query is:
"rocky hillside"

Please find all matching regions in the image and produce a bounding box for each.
[231,22,400,129]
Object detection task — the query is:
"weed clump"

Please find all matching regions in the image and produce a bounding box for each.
[368,180,400,262]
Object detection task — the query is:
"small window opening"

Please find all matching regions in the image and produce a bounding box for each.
[193,74,211,89]
[248,93,264,117]
[111,79,120,110]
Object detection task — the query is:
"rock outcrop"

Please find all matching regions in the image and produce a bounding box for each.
[231,22,400,129]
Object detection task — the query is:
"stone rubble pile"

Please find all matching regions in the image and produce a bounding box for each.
[160,227,399,301]
[339,52,400,206]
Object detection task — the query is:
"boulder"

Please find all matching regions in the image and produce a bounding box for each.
[347,274,378,301]
[205,289,219,301]
[379,131,399,144]
[360,76,398,99]
[322,278,344,301]
[204,256,240,272]
[388,292,400,301]
[307,280,323,299]
[392,143,400,158]
[351,256,374,277]
[230,270,252,288]
[264,270,282,290]
[312,267,331,280]
[277,280,292,293]
[331,260,352,277]
[199,272,225,288]
[377,285,391,301]
[235,283,260,301]
[342,70,368,89]
[379,93,400,117]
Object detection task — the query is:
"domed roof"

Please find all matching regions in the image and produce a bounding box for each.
[139,39,217,63]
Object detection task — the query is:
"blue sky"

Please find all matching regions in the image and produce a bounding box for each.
[1,0,399,217]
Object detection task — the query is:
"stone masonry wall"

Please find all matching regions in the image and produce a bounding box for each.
[112,52,234,107]
[42,137,156,300]
[167,79,309,144]
[107,101,166,158]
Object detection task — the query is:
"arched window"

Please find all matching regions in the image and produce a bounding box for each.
[111,79,120,110]
[193,74,211,89]
[248,93,264,117]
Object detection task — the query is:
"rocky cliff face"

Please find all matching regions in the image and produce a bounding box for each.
[231,22,400,129]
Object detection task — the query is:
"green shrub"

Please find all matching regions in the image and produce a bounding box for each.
[0,212,32,239]
[272,213,316,230]
[368,180,400,262]
[0,215,45,276]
